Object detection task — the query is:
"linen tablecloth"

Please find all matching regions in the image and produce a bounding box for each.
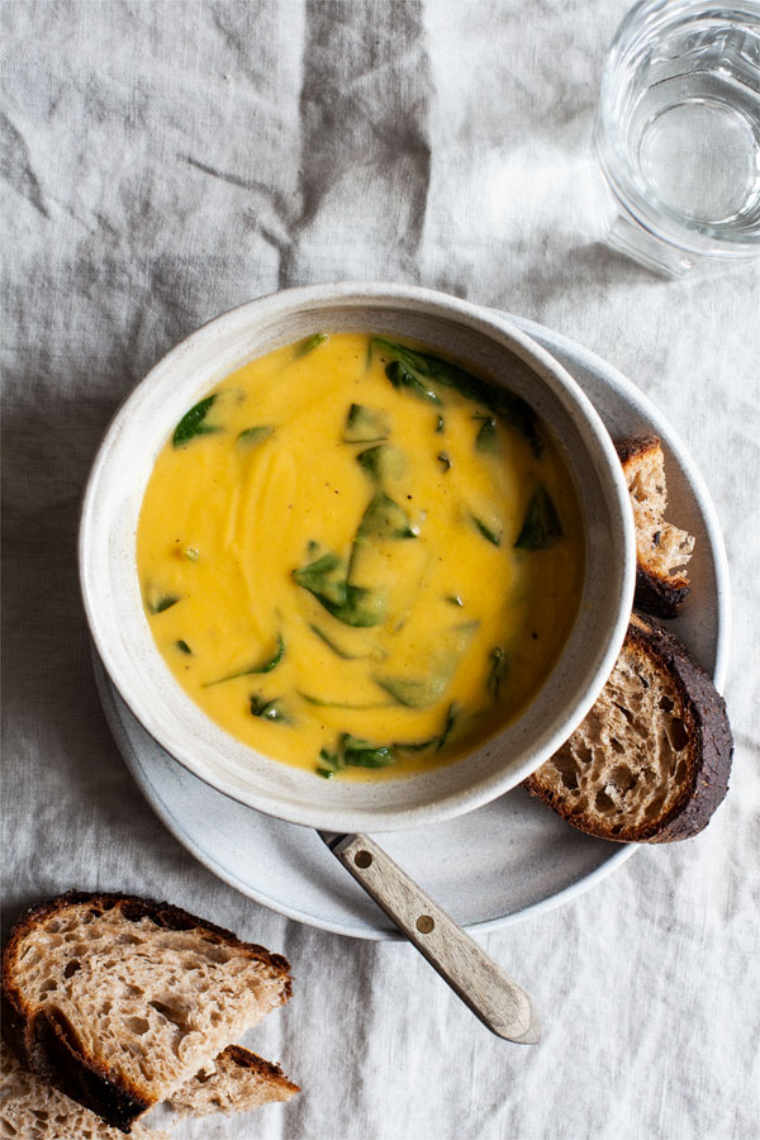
[2,3,759,1138]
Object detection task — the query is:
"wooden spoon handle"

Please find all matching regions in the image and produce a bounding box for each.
[325,831,540,1044]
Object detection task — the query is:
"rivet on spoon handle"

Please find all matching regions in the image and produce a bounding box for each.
[321,831,540,1045]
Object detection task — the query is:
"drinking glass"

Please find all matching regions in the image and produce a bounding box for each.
[595,0,760,276]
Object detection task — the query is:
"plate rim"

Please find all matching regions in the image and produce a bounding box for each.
[503,311,731,692]
[95,311,731,941]
[97,655,642,941]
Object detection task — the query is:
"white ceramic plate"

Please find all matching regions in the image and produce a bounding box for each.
[93,312,729,941]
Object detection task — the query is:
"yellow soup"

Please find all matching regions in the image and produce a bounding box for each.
[137,333,584,780]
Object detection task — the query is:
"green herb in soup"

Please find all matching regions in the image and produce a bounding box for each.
[137,332,584,781]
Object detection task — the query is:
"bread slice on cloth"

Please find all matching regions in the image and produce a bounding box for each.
[167,1043,298,1116]
[525,613,732,842]
[616,434,695,618]
[1,1041,170,1139]
[1,1038,298,1137]
[2,893,292,1133]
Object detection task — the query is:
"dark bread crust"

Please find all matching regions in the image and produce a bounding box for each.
[30,1005,150,1131]
[634,564,690,620]
[526,614,732,843]
[1,892,292,1133]
[614,432,660,467]
[614,434,691,618]
[626,614,731,840]
[216,1044,300,1093]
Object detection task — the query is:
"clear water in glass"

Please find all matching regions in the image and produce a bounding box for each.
[596,1,760,272]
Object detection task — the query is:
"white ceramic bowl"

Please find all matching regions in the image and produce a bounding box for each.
[80,283,635,832]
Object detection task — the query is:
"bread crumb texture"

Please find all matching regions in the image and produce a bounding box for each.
[619,434,694,583]
[527,614,731,843]
[540,640,692,837]
[2,894,291,1123]
[0,1041,168,1139]
[169,1044,299,1117]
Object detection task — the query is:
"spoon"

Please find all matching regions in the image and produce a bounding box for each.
[319,830,540,1044]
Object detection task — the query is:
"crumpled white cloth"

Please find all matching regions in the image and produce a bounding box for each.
[2,2,759,1138]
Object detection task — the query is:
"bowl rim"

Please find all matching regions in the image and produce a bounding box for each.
[79,282,636,832]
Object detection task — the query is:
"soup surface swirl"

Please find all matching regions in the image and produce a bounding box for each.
[137,333,584,779]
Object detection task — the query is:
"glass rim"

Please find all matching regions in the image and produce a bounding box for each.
[596,0,760,256]
[610,0,760,46]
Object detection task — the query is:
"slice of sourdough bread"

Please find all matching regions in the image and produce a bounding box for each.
[525,613,732,842]
[0,1041,170,1140]
[168,1043,299,1116]
[2,893,292,1133]
[1,1040,298,1138]
[616,434,695,618]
